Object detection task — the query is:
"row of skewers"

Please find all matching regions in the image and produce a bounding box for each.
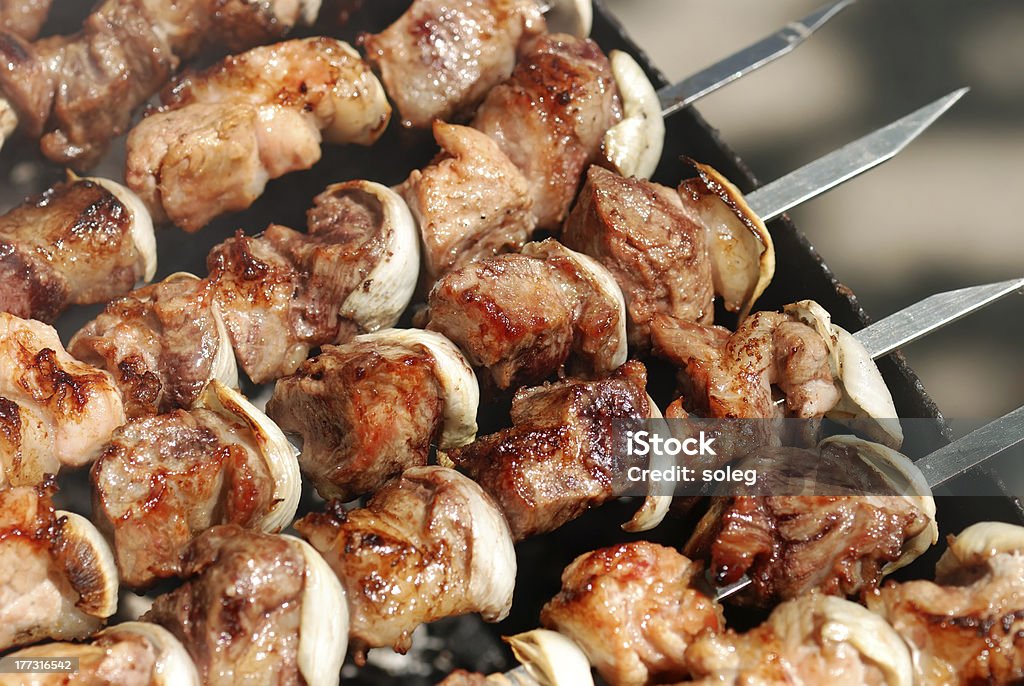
[0,0,1022,685]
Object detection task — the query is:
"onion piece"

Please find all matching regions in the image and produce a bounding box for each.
[603,50,664,180]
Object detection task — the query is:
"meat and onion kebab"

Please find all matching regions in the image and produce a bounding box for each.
[0,0,320,167]
[90,381,300,590]
[1,313,125,486]
[0,481,117,652]
[295,466,516,661]
[542,541,723,686]
[126,36,391,232]
[0,175,155,322]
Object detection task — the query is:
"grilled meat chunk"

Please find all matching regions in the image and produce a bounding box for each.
[685,446,935,608]
[0,0,315,168]
[427,239,626,389]
[69,273,233,418]
[161,37,389,146]
[399,122,535,281]
[652,310,840,420]
[542,542,723,686]
[447,361,649,540]
[126,103,322,232]
[0,482,117,651]
[296,467,516,661]
[363,0,545,128]
[268,329,478,502]
[472,33,621,229]
[0,177,153,322]
[91,408,276,589]
[0,622,200,686]
[144,526,318,686]
[562,165,714,347]
[1,313,125,476]
[867,524,1024,686]
[0,0,51,40]
[268,337,442,501]
[438,672,489,686]
[129,37,389,232]
[208,181,411,383]
[685,594,914,686]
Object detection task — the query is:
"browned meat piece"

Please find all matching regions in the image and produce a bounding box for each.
[0,622,201,686]
[268,337,442,501]
[542,542,723,686]
[126,103,322,232]
[686,491,933,607]
[91,407,277,589]
[296,467,516,661]
[447,361,649,540]
[161,37,390,146]
[472,33,621,229]
[0,177,153,322]
[1,313,125,477]
[129,37,390,232]
[363,0,546,128]
[652,310,840,420]
[685,594,914,686]
[207,179,417,383]
[426,239,626,389]
[69,273,233,418]
[563,165,714,348]
[867,523,1024,686]
[399,122,535,281]
[0,0,314,168]
[144,525,321,686]
[0,0,51,40]
[0,482,117,651]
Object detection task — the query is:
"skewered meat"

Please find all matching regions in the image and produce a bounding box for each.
[0,175,155,323]
[685,594,915,686]
[0,0,51,40]
[426,238,627,390]
[161,36,389,146]
[867,522,1024,685]
[295,466,516,660]
[399,122,535,282]
[267,329,478,502]
[0,622,201,686]
[445,361,650,540]
[563,165,714,347]
[91,381,300,589]
[362,0,546,128]
[208,180,418,383]
[472,33,622,229]
[127,37,390,232]
[652,310,841,420]
[0,482,118,651]
[0,0,319,168]
[683,437,937,607]
[68,273,237,418]
[145,525,348,686]
[125,103,322,233]
[542,542,723,686]
[1,313,125,479]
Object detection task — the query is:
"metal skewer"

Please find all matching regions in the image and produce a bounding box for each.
[658,0,858,118]
[746,88,970,220]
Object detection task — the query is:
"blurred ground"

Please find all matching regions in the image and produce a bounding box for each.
[605,0,1024,428]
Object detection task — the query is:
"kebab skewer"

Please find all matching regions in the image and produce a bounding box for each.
[0,0,321,167]
[0,174,155,323]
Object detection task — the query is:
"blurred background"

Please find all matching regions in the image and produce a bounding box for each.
[605,0,1024,427]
